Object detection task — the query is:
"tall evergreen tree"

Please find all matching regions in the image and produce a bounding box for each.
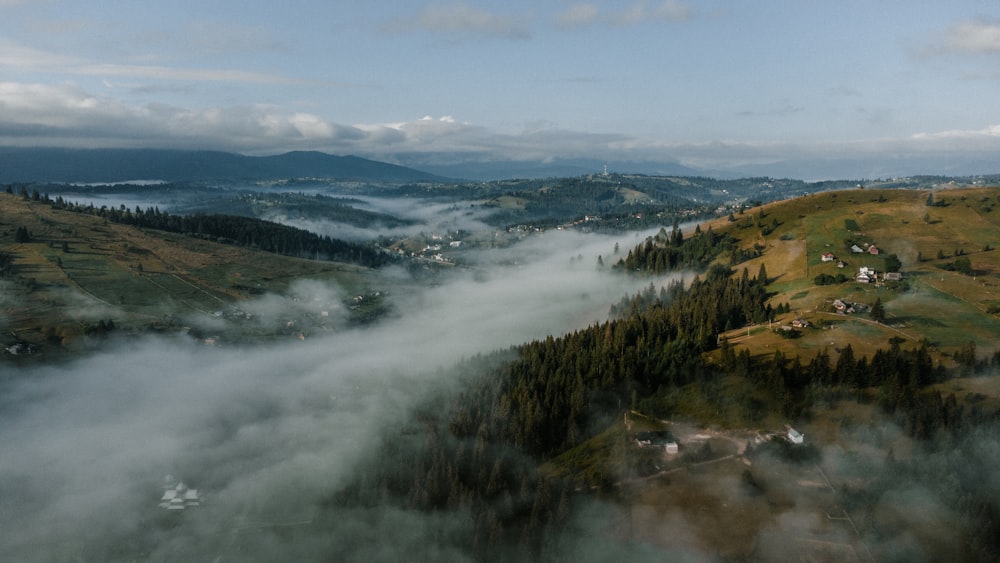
[871,297,886,324]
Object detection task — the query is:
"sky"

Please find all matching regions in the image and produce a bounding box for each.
[1,1,1000,178]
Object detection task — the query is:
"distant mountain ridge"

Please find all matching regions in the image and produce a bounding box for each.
[0,148,451,183]
[392,156,708,181]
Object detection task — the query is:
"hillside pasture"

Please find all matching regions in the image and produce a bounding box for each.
[0,194,376,350]
[700,187,1000,365]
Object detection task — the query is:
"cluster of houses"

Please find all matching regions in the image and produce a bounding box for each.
[820,251,846,269]
[777,318,811,335]
[821,242,879,261]
[855,267,902,285]
[820,248,901,285]
[832,299,868,314]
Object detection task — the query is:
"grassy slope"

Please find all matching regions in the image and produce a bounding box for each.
[0,193,373,350]
[704,186,1000,366]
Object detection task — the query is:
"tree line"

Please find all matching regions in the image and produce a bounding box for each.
[39,193,394,268]
[612,222,734,274]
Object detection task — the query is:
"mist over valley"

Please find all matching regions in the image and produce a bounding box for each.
[5,2,1000,559]
[4,166,1000,561]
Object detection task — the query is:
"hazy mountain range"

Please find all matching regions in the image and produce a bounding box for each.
[2,146,998,185]
[0,148,451,184]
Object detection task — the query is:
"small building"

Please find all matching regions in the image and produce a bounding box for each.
[857,266,874,283]
[833,299,846,311]
[868,245,880,255]
[851,245,864,253]
[792,318,810,328]
[635,430,678,453]
[837,260,846,268]
[787,428,804,444]
[159,476,201,510]
[821,252,835,262]
[885,272,902,281]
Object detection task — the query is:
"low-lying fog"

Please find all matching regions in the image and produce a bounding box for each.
[262,194,499,241]
[0,227,666,561]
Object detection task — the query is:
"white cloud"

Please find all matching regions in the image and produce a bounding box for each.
[917,18,1000,58]
[909,123,1000,141]
[1,80,999,178]
[289,112,335,139]
[939,18,1000,54]
[382,2,531,40]
[0,82,353,151]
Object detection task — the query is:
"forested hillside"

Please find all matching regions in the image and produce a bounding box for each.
[333,222,1000,561]
[38,191,393,267]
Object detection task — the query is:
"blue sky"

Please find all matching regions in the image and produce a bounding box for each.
[1,1,999,177]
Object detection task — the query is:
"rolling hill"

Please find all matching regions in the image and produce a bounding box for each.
[0,191,389,355]
[692,185,1000,366]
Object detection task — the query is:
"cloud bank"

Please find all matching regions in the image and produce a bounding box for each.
[1,76,1000,179]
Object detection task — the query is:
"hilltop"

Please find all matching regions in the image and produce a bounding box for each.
[695,186,1000,366]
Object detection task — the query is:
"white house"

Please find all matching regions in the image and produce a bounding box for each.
[787,428,804,444]
[857,266,874,283]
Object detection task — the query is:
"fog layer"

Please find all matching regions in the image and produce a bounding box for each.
[0,228,658,561]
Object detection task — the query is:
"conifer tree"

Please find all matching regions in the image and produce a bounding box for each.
[756,262,768,284]
[871,297,886,324]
